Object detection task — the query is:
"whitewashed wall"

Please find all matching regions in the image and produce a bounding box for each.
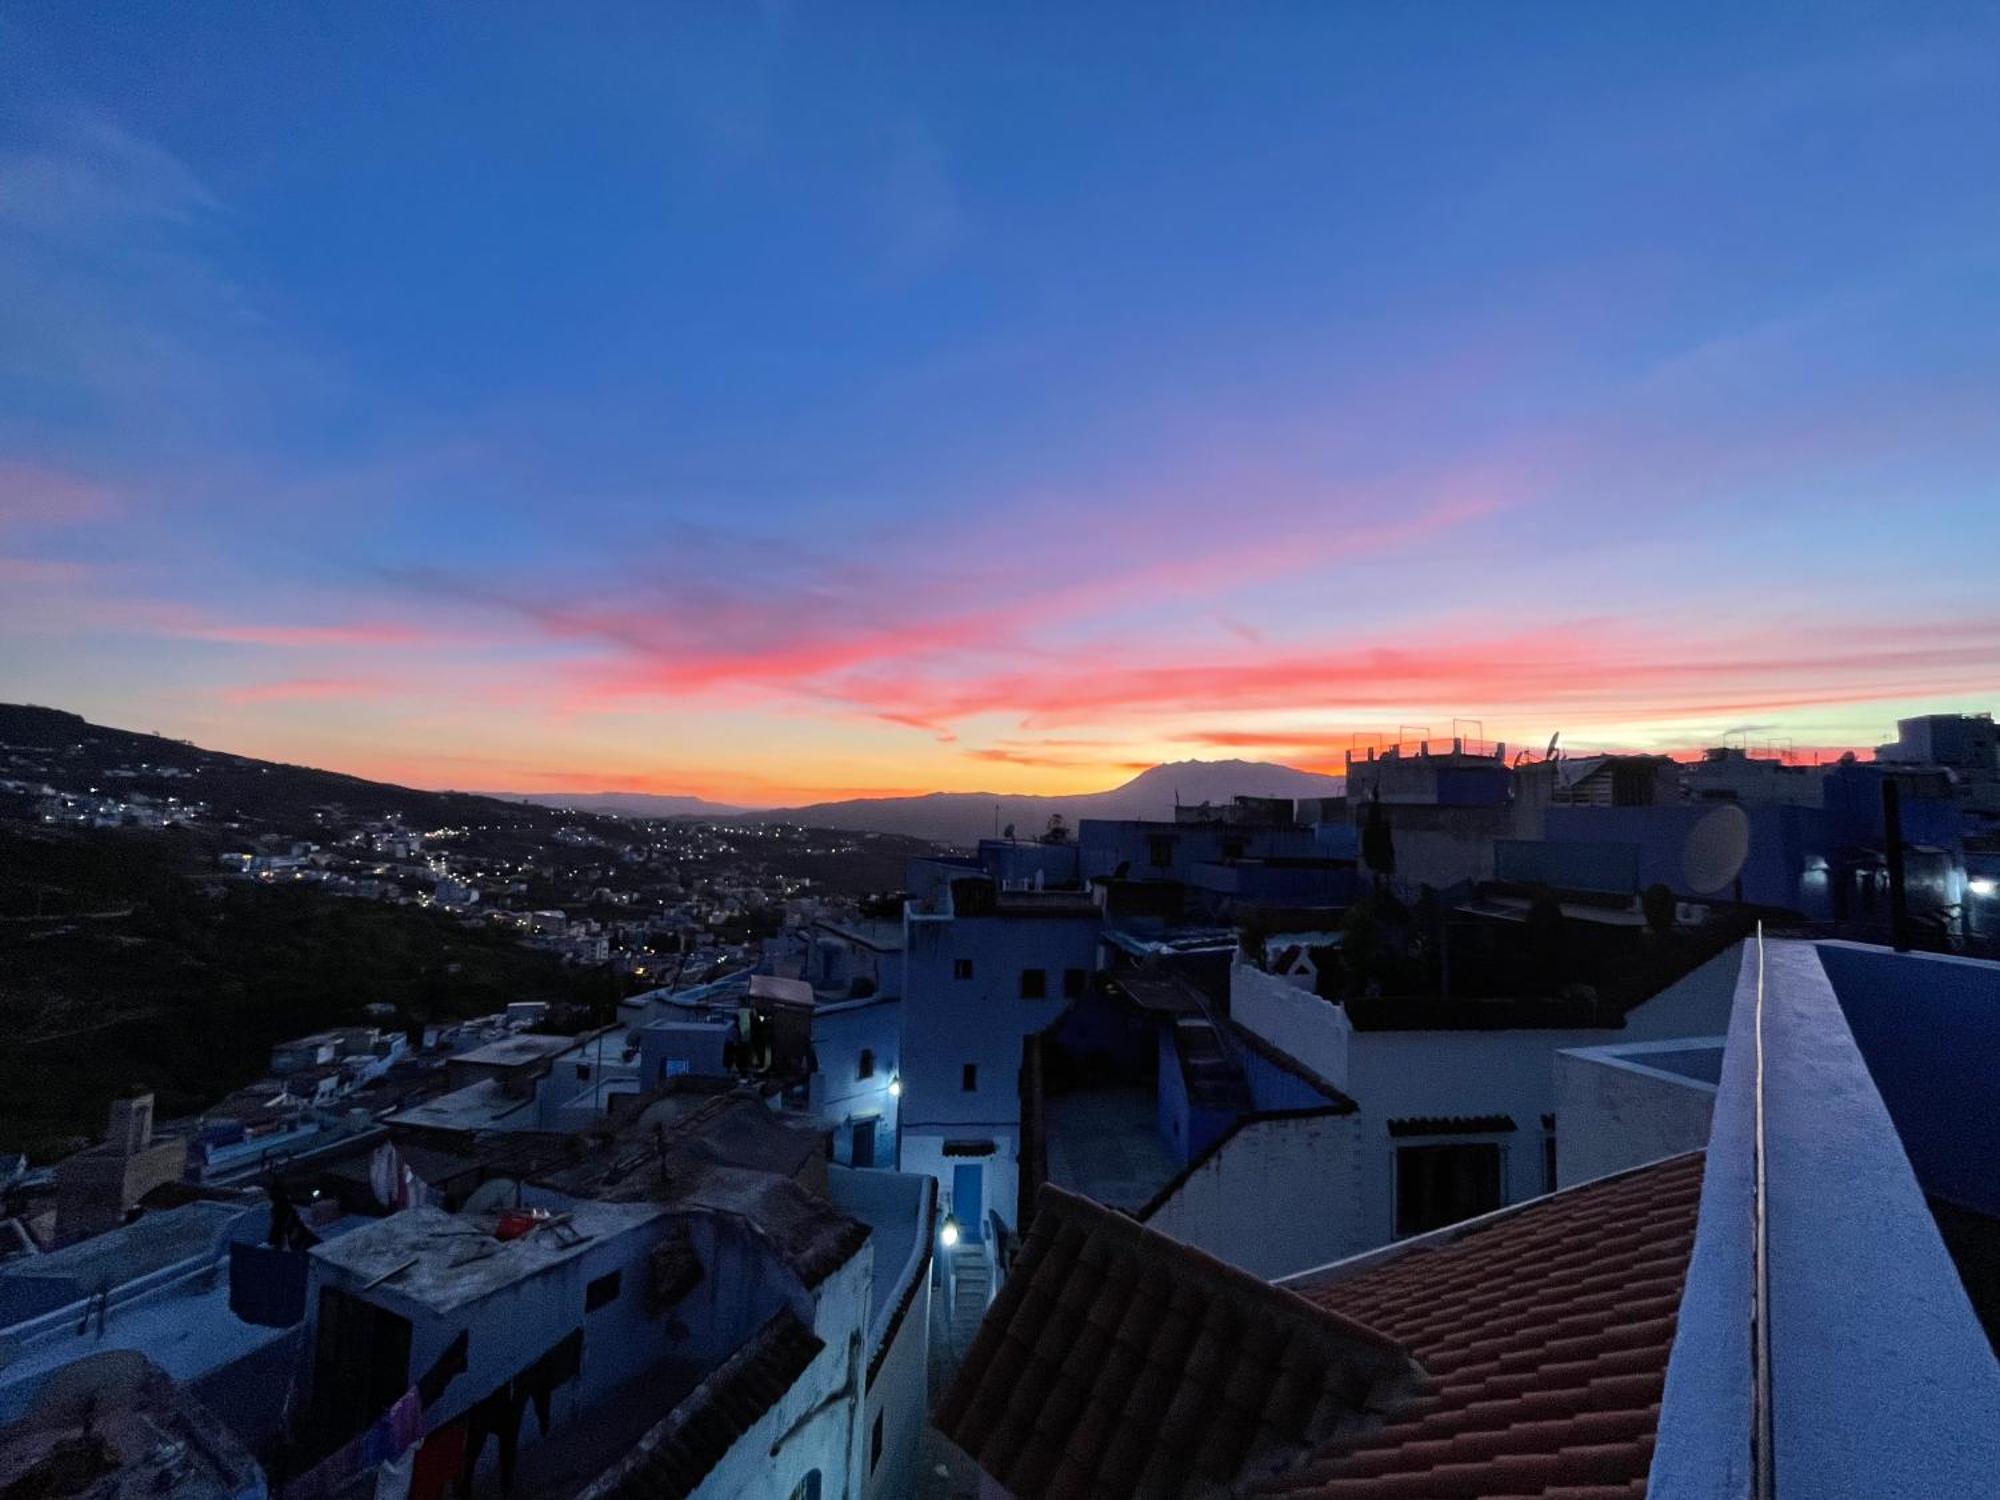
[1553,1041,1720,1188]
[1141,1112,1364,1280]
[1230,961,1352,1089]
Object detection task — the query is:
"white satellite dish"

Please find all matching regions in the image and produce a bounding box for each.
[1682,803,1751,895]
[461,1177,519,1215]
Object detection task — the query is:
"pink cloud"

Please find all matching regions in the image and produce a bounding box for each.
[221,677,384,704]
[829,618,2000,731]
[180,622,432,648]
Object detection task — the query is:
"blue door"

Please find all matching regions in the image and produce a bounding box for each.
[952,1163,984,1242]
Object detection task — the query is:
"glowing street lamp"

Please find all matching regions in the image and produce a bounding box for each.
[939,1215,960,1249]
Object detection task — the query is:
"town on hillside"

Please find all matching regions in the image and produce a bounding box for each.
[2,709,1997,1498]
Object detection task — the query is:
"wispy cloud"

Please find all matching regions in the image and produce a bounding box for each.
[221,677,386,705]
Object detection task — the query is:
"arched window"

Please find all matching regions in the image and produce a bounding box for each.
[787,1472,822,1500]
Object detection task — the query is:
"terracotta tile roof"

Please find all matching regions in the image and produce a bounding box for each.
[934,1186,1426,1499]
[1260,1152,1704,1500]
[576,1309,824,1500]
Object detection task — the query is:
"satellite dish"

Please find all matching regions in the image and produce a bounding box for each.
[461,1177,519,1215]
[1682,803,1751,895]
[1545,731,1561,762]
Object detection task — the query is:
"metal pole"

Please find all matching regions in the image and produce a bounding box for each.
[1883,778,1911,952]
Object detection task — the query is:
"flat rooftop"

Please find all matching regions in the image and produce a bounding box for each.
[0,1203,246,1327]
[311,1200,664,1313]
[450,1033,577,1068]
[1043,1089,1179,1215]
[815,918,904,952]
[383,1077,536,1133]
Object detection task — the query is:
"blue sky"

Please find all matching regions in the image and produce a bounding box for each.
[2,4,1997,800]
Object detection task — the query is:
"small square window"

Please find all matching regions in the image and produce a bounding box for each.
[1147,834,1176,869]
[952,958,974,980]
[1062,967,1087,999]
[586,1270,622,1312]
[961,1063,978,1092]
[1019,968,1046,999]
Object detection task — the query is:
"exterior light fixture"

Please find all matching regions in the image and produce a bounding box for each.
[888,1075,902,1098]
[939,1216,960,1249]
[1971,877,1997,898]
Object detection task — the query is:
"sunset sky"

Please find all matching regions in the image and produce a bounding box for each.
[3,6,1998,805]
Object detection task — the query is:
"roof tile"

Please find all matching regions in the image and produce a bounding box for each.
[1265,1152,1703,1499]
[935,1187,1425,1499]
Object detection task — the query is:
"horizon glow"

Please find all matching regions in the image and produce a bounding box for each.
[3,8,1998,804]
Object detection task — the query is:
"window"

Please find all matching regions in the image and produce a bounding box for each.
[871,1411,885,1471]
[586,1270,622,1312]
[1394,1142,1503,1237]
[1062,967,1088,1000]
[788,1472,822,1500]
[1222,836,1247,860]
[1147,834,1176,870]
[857,1048,875,1081]
[962,1063,978,1092]
[953,957,974,980]
[1019,968,1046,999]
[1543,1130,1559,1195]
[660,1058,690,1081]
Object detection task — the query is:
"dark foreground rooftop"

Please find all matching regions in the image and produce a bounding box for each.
[935,1186,1424,1498]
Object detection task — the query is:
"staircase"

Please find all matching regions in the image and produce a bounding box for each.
[947,1244,993,1351]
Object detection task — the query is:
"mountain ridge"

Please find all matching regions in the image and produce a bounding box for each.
[745,758,1346,843]
[1,705,1344,843]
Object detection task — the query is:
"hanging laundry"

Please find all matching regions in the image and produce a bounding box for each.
[408,1424,464,1500]
[460,1387,518,1497]
[511,1328,584,1437]
[369,1143,406,1209]
[416,1330,470,1411]
[385,1388,424,1456]
[375,1447,415,1500]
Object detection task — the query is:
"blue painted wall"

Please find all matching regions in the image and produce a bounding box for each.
[1817,942,2000,1217]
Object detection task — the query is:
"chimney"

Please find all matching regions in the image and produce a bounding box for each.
[107,1094,154,1155]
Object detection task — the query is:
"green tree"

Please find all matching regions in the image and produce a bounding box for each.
[1360,794,1395,886]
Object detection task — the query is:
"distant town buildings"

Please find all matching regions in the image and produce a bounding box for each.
[6,706,2000,1495]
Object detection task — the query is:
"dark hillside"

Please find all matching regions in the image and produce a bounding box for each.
[0,823,608,1161]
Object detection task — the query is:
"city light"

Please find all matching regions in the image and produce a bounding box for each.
[887,1075,902,1098]
[1971,878,1997,898]
[939,1216,960,1249]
